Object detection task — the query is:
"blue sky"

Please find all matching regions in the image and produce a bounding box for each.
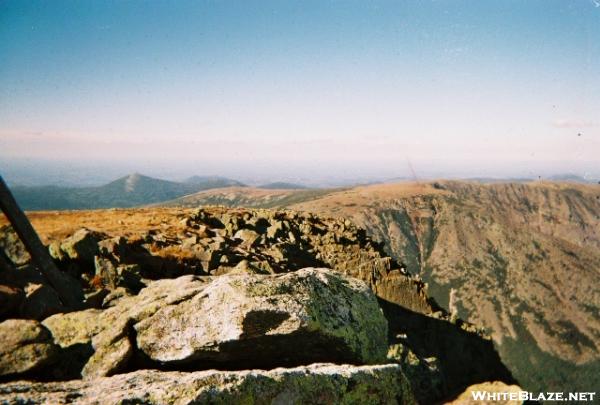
[1,1,599,183]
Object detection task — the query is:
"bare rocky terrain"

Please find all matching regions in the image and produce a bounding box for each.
[0,206,515,404]
[3,179,596,401]
[160,180,600,393]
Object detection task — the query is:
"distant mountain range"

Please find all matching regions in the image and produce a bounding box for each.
[4,170,598,211]
[9,173,245,210]
[257,182,307,189]
[4,172,599,393]
[546,173,598,183]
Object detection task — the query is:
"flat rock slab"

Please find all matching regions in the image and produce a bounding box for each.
[0,363,415,405]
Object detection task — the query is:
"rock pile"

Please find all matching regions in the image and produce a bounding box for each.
[0,207,515,403]
[0,269,416,404]
[1,208,432,318]
[39,269,387,379]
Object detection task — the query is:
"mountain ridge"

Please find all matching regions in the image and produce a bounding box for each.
[159,180,600,393]
[8,173,244,210]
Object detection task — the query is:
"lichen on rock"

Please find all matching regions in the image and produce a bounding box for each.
[0,364,416,405]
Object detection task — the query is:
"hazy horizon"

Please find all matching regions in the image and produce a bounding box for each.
[1,1,599,185]
[1,156,598,189]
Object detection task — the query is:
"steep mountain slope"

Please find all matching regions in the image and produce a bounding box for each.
[10,173,242,210]
[290,181,600,393]
[163,181,600,393]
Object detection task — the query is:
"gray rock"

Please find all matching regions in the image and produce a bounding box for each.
[193,246,220,271]
[0,364,416,405]
[60,228,106,263]
[82,319,134,379]
[233,229,260,249]
[97,236,127,258]
[94,257,145,292]
[0,225,30,266]
[181,235,198,250]
[43,309,102,380]
[0,319,58,377]
[135,268,388,368]
[43,309,133,380]
[40,276,209,377]
[30,269,388,378]
[43,309,103,349]
[116,264,145,292]
[48,241,66,261]
[101,287,132,308]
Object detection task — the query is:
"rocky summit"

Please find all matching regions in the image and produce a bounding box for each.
[161,181,600,394]
[0,207,516,404]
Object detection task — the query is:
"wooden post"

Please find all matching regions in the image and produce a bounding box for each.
[0,175,82,308]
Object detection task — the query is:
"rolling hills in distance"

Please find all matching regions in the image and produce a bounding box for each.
[2,171,600,393]
[257,182,308,189]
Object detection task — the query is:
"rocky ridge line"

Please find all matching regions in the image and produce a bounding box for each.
[0,207,516,403]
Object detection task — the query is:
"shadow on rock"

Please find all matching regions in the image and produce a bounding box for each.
[378,297,517,401]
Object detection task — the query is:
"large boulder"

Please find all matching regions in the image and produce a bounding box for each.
[0,364,416,405]
[135,268,388,368]
[38,268,388,378]
[36,275,220,378]
[0,319,59,377]
[79,276,211,377]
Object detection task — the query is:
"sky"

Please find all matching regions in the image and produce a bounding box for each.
[1,0,599,185]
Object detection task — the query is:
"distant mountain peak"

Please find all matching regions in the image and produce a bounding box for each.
[124,173,145,192]
[10,173,244,210]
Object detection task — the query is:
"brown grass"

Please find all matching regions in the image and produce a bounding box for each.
[0,208,194,244]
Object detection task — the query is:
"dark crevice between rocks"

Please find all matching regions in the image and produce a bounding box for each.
[44,343,94,382]
[378,297,517,401]
[0,341,85,384]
